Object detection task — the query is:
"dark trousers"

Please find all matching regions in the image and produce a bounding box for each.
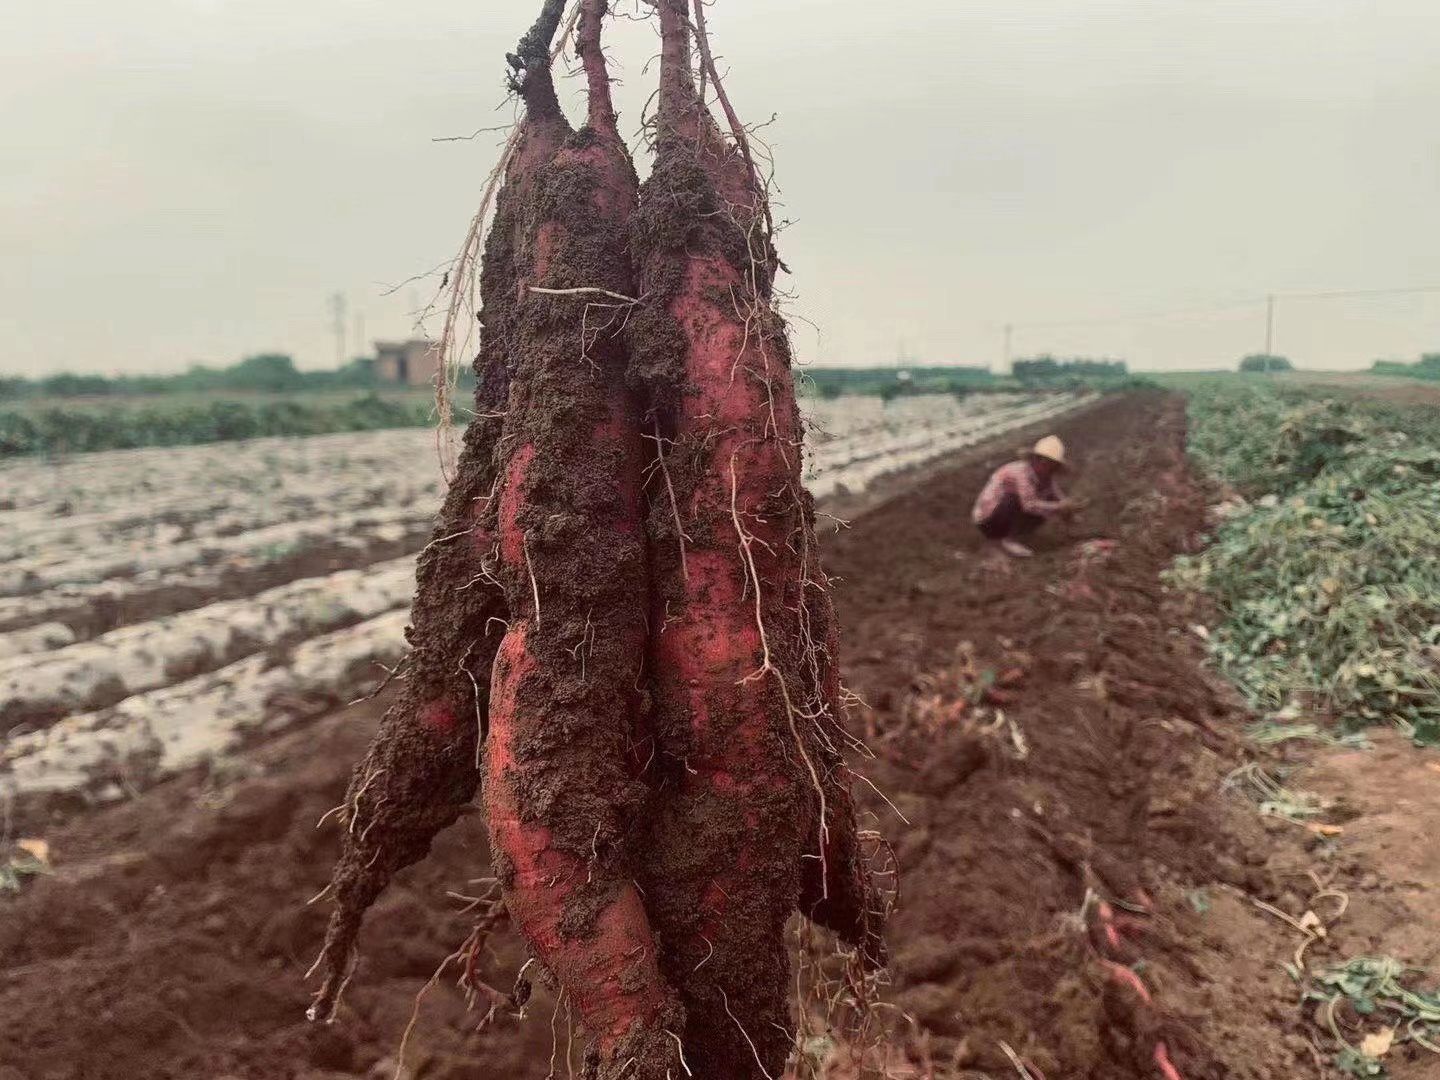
[977,492,1045,541]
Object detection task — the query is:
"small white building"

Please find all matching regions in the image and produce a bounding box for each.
[374,340,440,387]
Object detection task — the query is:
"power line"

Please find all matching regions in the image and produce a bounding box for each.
[1008,297,1267,332]
[1003,283,1440,363]
[1275,284,1440,302]
[1008,284,1440,332]
[329,293,348,368]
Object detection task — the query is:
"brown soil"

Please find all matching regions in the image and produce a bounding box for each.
[1268,732,1440,1080]
[3,391,1437,1080]
[827,391,1289,1078]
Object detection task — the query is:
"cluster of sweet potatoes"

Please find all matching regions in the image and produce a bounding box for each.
[309,3,881,1076]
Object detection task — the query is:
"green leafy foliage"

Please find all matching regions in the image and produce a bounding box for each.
[0,354,394,401]
[1305,956,1440,1077]
[1183,384,1373,498]
[1372,353,1440,380]
[1171,382,1440,745]
[0,393,457,458]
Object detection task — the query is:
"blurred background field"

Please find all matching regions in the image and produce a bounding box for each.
[0,349,1145,457]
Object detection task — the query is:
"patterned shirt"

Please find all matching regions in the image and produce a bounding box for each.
[972,459,1065,524]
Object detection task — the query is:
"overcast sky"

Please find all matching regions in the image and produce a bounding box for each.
[3,0,1437,376]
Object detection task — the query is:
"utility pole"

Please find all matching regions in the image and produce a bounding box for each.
[1003,323,1014,374]
[352,311,366,362]
[1264,294,1276,362]
[330,293,348,369]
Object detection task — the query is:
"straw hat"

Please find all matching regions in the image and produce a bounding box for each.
[1030,436,1067,466]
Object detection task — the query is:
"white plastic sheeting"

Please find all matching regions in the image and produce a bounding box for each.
[2,611,410,809]
[0,559,415,730]
[0,506,427,597]
[805,392,1091,500]
[0,391,1092,813]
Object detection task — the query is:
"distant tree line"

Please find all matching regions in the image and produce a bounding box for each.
[1372,354,1440,380]
[799,359,1149,401]
[1238,354,1294,373]
[0,354,388,400]
[803,366,996,401]
[1011,356,1130,384]
[0,352,491,457]
[0,394,466,458]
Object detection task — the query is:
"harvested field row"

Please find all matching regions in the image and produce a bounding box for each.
[2,394,1080,565]
[0,395,1093,830]
[1,390,1388,1080]
[823,392,1275,1078]
[0,558,414,734]
[2,609,409,824]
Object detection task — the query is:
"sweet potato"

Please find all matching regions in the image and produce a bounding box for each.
[308,0,574,1022]
[480,3,682,1074]
[624,3,881,1074]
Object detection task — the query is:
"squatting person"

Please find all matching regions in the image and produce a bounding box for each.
[972,435,1077,558]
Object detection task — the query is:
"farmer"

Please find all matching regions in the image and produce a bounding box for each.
[972,435,1076,558]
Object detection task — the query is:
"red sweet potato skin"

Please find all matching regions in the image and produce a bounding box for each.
[619,6,821,1075]
[618,6,883,1075]
[308,28,572,1014]
[479,7,683,1072]
[318,4,879,1070]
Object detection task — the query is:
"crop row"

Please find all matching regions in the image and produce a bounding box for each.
[0,393,1094,820]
